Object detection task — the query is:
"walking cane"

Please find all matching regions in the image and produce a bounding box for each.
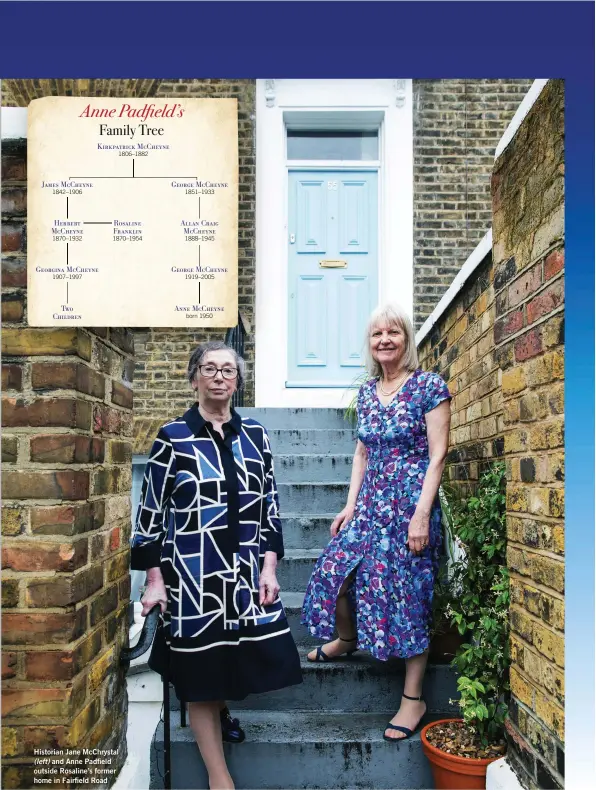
[120,605,172,790]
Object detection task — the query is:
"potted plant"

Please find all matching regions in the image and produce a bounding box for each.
[422,463,509,789]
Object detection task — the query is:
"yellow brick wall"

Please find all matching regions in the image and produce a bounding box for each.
[418,80,564,789]
[492,80,565,789]
[417,252,504,498]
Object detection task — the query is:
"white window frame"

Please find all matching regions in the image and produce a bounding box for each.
[255,79,413,408]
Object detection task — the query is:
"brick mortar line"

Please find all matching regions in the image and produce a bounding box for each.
[2,593,130,619]
[2,429,132,438]
[493,303,565,350]
[501,379,564,398]
[506,512,564,527]
[2,624,117,653]
[508,570,565,602]
[508,541,565,563]
[2,460,133,470]
[504,453,564,463]
[3,521,132,541]
[503,446,564,454]
[506,477,564,487]
[3,663,115,690]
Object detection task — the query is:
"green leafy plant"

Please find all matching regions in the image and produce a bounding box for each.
[446,462,510,746]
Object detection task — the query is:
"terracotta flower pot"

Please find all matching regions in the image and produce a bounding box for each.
[420,719,500,790]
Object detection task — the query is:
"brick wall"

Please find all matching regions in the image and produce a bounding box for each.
[492,80,564,789]
[418,80,564,788]
[2,139,133,787]
[417,252,503,498]
[413,79,533,330]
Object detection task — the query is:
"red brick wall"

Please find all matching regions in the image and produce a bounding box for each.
[2,139,132,788]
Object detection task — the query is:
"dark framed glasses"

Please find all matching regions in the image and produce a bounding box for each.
[199,364,238,380]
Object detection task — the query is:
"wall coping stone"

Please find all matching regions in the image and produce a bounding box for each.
[494,80,549,161]
[416,230,492,347]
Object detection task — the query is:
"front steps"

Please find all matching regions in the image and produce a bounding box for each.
[139,408,457,789]
[152,710,440,789]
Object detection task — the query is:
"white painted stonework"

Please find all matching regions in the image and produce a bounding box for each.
[486,757,525,790]
[255,79,414,407]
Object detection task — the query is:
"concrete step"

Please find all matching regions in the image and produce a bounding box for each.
[282,514,333,549]
[241,407,355,430]
[277,483,349,514]
[150,710,440,789]
[275,453,353,483]
[281,591,315,647]
[132,654,458,716]
[160,652,459,715]
[269,428,356,454]
[277,549,319,591]
[230,653,459,715]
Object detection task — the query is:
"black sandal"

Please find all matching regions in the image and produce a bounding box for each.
[383,693,426,742]
[307,635,358,663]
[221,706,245,743]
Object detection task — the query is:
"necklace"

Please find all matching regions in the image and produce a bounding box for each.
[378,370,409,397]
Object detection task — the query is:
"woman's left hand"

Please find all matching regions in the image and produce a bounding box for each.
[407,510,431,556]
[259,567,280,606]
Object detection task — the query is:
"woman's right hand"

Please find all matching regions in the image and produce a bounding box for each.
[141,569,168,616]
[330,504,355,538]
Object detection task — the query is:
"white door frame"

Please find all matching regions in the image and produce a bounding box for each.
[255,79,413,408]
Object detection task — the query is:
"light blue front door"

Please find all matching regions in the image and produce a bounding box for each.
[287,170,378,387]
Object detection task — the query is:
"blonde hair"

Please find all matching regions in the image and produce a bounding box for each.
[363,302,419,377]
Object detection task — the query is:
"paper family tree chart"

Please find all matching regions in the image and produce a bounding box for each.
[27,97,238,327]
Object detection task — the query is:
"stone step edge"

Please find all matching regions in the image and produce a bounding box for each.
[127,652,455,687]
[153,710,448,744]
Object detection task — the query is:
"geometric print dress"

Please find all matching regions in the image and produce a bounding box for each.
[301,369,451,662]
[131,403,302,702]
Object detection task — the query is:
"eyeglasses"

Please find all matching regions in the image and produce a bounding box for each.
[199,364,238,380]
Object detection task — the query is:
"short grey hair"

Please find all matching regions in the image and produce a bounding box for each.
[363,302,419,377]
[187,341,245,390]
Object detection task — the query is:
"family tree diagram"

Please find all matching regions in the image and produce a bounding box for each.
[27,97,238,327]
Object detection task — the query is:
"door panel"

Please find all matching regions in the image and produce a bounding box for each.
[339,178,369,253]
[288,169,378,387]
[296,275,327,366]
[338,275,370,368]
[296,179,327,252]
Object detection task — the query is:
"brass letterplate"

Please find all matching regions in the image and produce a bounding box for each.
[319,259,347,268]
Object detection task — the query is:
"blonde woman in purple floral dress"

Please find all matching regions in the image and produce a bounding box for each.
[301,302,451,742]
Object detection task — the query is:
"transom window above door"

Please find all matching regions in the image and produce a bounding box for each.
[287,130,378,161]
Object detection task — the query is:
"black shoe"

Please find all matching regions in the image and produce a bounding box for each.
[220,707,245,743]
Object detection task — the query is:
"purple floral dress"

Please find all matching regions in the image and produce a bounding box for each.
[301,369,451,661]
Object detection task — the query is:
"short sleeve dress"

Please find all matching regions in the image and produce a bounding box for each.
[301,369,451,661]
